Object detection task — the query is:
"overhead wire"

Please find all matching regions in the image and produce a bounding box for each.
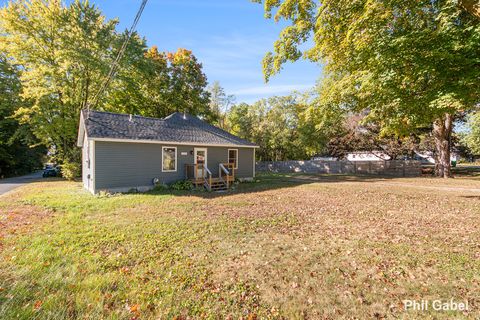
[88,0,148,115]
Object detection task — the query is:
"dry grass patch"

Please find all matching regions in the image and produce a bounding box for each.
[203,176,480,318]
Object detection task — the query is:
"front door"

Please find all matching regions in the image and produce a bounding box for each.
[194,148,207,178]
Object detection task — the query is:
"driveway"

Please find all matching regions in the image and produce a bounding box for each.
[0,171,43,196]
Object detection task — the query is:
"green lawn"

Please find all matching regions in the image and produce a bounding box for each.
[0,174,479,319]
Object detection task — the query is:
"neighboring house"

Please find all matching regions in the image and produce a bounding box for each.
[414,151,458,164]
[77,110,258,194]
[346,151,391,161]
[310,155,338,161]
[414,151,435,164]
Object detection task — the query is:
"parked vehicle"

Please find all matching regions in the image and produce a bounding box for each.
[42,165,61,178]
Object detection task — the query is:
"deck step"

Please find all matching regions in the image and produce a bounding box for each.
[191,177,230,191]
[207,181,228,191]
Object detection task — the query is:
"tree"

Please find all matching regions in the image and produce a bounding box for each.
[0,0,117,164]
[327,115,419,160]
[208,81,235,129]
[458,0,480,18]
[168,48,212,119]
[108,46,213,120]
[254,0,480,177]
[1,0,213,172]
[106,33,154,116]
[298,87,348,157]
[227,101,267,158]
[0,56,44,177]
[463,112,480,155]
[227,94,340,161]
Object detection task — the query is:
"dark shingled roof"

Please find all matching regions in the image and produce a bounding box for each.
[81,109,257,147]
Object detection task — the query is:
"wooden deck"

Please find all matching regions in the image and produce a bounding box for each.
[190,177,233,185]
[186,163,235,191]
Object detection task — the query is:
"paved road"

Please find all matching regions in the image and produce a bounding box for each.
[0,171,43,196]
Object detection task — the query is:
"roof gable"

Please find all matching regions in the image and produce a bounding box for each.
[78,110,258,147]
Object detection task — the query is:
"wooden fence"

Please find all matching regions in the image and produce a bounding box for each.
[256,160,422,177]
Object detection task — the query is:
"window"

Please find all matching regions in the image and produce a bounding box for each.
[228,149,238,169]
[162,147,177,172]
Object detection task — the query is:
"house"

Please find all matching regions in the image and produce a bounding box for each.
[346,151,391,161]
[77,110,258,194]
[310,155,338,161]
[413,151,435,164]
[414,151,458,164]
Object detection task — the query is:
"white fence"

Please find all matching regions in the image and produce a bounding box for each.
[256,160,422,177]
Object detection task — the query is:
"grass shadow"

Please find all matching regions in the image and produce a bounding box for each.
[0,172,63,185]
[140,173,408,199]
[460,195,480,200]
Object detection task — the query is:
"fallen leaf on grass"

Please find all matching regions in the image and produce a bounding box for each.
[247,313,257,320]
[33,300,42,311]
[129,304,140,313]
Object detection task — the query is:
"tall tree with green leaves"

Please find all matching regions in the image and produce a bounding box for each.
[0,0,117,164]
[108,46,212,120]
[168,48,212,119]
[463,112,480,155]
[208,81,235,129]
[254,0,480,177]
[106,33,152,116]
[0,56,44,177]
[227,94,340,161]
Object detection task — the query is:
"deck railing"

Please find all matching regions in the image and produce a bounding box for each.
[185,163,212,190]
[203,166,212,191]
[185,163,234,190]
[219,163,235,188]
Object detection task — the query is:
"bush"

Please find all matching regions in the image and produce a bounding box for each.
[152,184,169,191]
[97,190,113,197]
[62,161,81,181]
[170,180,193,191]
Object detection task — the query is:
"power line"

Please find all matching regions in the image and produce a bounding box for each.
[89,0,148,111]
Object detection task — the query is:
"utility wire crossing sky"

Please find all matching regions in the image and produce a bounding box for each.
[101,0,322,103]
[0,0,322,104]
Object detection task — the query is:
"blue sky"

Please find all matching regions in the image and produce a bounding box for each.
[93,0,322,103]
[0,0,321,103]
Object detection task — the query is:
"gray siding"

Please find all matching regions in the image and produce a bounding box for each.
[81,135,88,188]
[236,148,255,178]
[93,141,255,192]
[201,147,254,179]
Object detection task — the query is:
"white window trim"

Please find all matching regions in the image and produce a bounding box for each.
[91,140,96,194]
[228,149,238,169]
[162,146,177,172]
[253,148,256,178]
[194,147,208,168]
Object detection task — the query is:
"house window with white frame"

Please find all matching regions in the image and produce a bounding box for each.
[162,147,177,172]
[228,149,238,169]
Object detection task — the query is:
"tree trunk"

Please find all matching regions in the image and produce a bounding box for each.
[458,0,480,19]
[433,114,453,178]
